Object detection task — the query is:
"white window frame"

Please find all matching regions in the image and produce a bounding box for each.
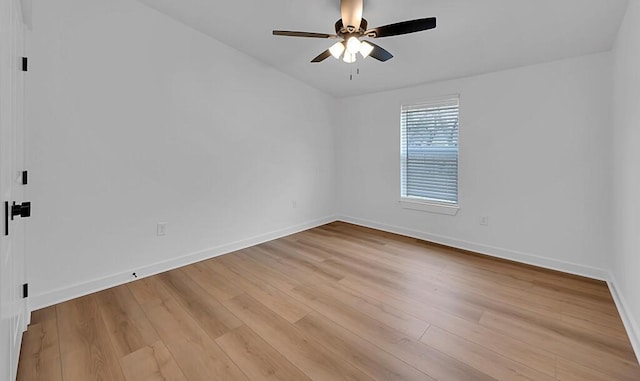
[399,95,460,216]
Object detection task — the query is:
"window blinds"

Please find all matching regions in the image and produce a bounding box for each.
[400,97,459,204]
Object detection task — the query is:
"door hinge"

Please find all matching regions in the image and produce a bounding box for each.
[22,57,28,72]
[22,170,28,185]
[23,283,28,298]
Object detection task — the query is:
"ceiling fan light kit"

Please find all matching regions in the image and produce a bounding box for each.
[272,0,436,64]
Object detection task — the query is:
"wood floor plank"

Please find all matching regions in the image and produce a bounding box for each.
[478,306,635,363]
[423,242,610,298]
[337,270,485,323]
[439,264,631,354]
[216,325,313,381]
[16,317,62,381]
[437,268,623,328]
[128,276,249,381]
[337,232,450,269]
[442,261,591,303]
[431,272,634,358]
[555,357,621,381]
[244,246,334,288]
[205,259,312,323]
[530,280,619,313]
[295,312,436,381]
[314,224,391,247]
[322,254,435,293]
[302,280,430,339]
[339,276,557,377]
[94,285,161,358]
[225,250,302,291]
[181,261,244,301]
[421,326,556,381]
[530,276,612,300]
[259,241,345,282]
[289,283,495,380]
[158,269,243,339]
[559,312,629,342]
[267,237,333,262]
[429,316,558,378]
[223,293,377,381]
[30,306,57,325]
[301,230,444,278]
[319,253,460,320]
[56,295,126,381]
[324,248,440,290]
[480,311,640,381]
[120,340,187,381]
[323,221,407,240]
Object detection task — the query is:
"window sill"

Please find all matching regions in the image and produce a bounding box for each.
[399,199,459,216]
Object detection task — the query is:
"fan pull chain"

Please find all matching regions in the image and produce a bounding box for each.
[349,67,361,81]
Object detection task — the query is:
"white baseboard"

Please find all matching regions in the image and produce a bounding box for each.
[29,215,337,311]
[336,215,610,280]
[607,276,640,364]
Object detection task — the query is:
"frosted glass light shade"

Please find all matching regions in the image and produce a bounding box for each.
[359,41,374,58]
[346,37,361,54]
[343,52,357,63]
[329,42,345,59]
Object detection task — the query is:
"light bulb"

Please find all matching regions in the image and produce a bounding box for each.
[346,37,361,54]
[359,41,374,58]
[329,42,345,59]
[343,52,357,64]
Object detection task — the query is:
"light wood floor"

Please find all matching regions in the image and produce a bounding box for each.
[17,222,640,381]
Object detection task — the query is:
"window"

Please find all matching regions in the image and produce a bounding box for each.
[400,96,459,210]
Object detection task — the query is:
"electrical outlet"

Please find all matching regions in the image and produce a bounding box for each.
[157,222,168,236]
[480,216,489,226]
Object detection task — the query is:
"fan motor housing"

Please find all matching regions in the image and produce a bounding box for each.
[335,18,368,37]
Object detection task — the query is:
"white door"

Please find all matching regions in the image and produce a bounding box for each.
[0,0,28,380]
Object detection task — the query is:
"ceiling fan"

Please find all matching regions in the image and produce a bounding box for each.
[273,0,436,64]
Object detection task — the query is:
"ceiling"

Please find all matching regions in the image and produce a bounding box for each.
[136,0,629,98]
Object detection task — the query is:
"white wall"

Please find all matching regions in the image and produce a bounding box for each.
[612,0,640,354]
[337,53,613,278]
[26,0,337,308]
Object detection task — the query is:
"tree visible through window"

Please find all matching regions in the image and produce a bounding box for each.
[400,97,459,204]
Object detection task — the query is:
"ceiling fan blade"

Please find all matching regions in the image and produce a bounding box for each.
[366,41,393,62]
[340,0,363,32]
[311,49,332,63]
[366,17,436,38]
[273,30,336,38]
